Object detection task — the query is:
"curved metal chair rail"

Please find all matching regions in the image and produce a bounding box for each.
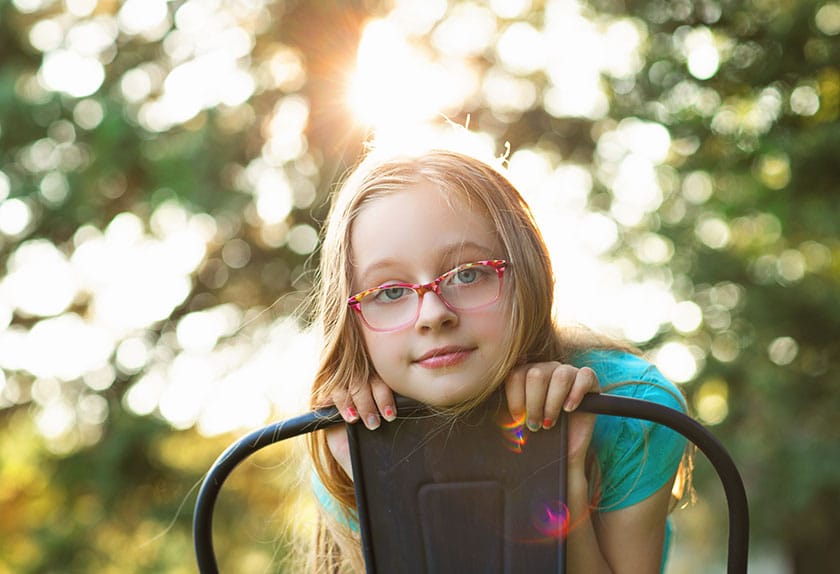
[193,394,749,573]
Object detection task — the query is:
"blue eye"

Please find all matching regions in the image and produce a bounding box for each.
[374,286,410,302]
[454,268,479,284]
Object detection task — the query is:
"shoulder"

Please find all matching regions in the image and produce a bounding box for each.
[572,348,688,511]
[572,348,686,413]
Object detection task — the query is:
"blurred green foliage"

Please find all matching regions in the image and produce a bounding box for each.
[0,0,839,572]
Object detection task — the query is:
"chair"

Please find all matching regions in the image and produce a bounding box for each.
[193,393,749,573]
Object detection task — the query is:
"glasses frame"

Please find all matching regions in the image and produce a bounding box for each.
[347,259,508,332]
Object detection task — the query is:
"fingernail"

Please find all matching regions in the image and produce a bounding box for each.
[347,407,359,421]
[366,414,380,430]
[563,399,576,412]
[383,406,396,422]
[542,418,553,430]
[526,420,540,432]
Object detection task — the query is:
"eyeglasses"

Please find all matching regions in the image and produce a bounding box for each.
[347,259,508,332]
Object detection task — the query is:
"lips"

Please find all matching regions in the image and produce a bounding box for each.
[414,346,475,369]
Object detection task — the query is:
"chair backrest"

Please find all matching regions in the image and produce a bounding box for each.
[193,393,749,573]
[347,394,568,573]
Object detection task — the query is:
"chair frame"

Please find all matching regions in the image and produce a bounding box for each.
[193,393,749,573]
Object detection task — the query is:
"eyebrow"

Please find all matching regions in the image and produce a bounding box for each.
[354,241,499,287]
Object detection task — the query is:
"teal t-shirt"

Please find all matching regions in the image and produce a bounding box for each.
[573,349,687,571]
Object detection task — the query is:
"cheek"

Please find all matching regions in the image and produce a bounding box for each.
[361,330,401,374]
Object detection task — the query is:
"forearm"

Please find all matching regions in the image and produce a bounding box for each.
[565,464,613,574]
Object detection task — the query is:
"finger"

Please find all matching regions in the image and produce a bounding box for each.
[504,366,527,422]
[524,365,550,432]
[370,377,397,422]
[563,366,600,412]
[542,366,574,429]
[330,388,359,423]
[349,381,381,430]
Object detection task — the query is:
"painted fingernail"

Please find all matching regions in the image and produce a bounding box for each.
[383,406,396,421]
[543,418,553,430]
[347,407,359,421]
[527,420,540,432]
[366,414,380,430]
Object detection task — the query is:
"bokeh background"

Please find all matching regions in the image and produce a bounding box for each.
[1,0,838,572]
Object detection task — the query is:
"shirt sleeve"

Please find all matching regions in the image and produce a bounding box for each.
[574,349,688,511]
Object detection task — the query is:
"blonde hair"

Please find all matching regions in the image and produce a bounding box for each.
[304,149,680,571]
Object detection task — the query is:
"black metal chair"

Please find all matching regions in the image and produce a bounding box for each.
[193,393,749,573]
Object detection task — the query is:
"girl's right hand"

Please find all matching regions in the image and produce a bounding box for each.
[331,375,397,430]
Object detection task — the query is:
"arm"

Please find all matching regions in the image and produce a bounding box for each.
[504,361,677,574]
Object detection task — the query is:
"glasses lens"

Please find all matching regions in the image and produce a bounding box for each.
[359,286,419,330]
[439,263,502,310]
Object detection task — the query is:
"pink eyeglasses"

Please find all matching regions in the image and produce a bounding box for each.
[347,259,508,332]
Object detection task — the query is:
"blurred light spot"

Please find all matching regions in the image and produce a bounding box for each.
[221,238,251,269]
[39,171,70,205]
[800,240,832,272]
[255,171,293,224]
[65,17,118,58]
[497,22,545,75]
[687,43,719,80]
[125,369,166,416]
[176,304,242,353]
[579,213,618,255]
[66,0,97,18]
[78,394,109,426]
[267,47,306,92]
[432,3,496,57]
[601,19,646,78]
[490,0,531,19]
[654,341,700,383]
[695,378,729,425]
[768,336,798,366]
[39,49,105,98]
[116,337,151,374]
[24,314,113,380]
[671,301,703,333]
[790,84,820,116]
[482,69,537,115]
[118,0,169,36]
[29,18,64,52]
[816,3,840,35]
[82,363,116,392]
[389,0,447,35]
[635,233,673,264]
[36,400,76,439]
[73,98,104,129]
[31,377,62,406]
[754,153,790,190]
[259,222,289,249]
[0,198,33,237]
[0,171,10,201]
[287,224,318,255]
[121,68,153,103]
[682,171,714,204]
[711,332,740,362]
[620,283,674,343]
[695,215,730,249]
[12,0,47,13]
[777,249,806,283]
[4,239,77,317]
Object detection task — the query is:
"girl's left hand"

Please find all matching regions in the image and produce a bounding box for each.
[504,362,600,465]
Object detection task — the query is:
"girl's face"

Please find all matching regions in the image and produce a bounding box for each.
[349,181,512,406]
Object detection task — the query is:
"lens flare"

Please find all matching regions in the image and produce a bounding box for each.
[532,500,569,540]
[500,413,527,453]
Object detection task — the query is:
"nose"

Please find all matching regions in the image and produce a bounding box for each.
[414,290,458,331]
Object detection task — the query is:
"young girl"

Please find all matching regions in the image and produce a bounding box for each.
[307,149,688,573]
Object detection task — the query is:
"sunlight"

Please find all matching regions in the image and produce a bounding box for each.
[347,18,472,130]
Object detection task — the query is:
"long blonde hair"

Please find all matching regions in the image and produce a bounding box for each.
[305,149,674,571]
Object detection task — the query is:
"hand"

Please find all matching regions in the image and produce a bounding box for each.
[331,375,397,430]
[504,362,599,466]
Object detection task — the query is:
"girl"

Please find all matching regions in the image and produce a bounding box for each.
[307,149,688,573]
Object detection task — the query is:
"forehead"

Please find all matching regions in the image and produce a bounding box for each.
[349,182,501,281]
